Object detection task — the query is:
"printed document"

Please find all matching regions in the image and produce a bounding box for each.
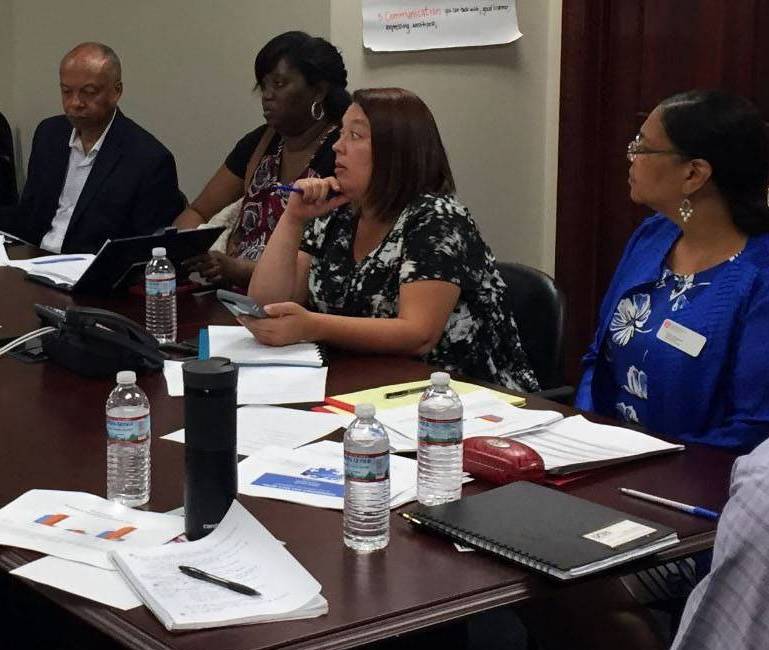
[0,490,185,570]
[6,254,95,286]
[375,392,563,441]
[515,415,685,474]
[163,405,349,456]
[237,440,421,509]
[110,500,327,630]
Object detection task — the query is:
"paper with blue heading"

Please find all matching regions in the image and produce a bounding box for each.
[238,441,421,509]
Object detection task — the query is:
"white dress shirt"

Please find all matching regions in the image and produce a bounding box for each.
[40,110,116,253]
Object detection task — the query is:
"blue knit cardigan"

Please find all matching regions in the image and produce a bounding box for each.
[576,214,769,452]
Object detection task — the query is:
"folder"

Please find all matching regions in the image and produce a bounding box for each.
[402,482,679,580]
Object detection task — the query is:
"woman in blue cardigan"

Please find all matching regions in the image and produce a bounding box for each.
[576,90,769,453]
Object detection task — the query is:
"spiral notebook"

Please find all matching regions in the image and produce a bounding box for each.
[402,482,679,580]
[207,325,324,367]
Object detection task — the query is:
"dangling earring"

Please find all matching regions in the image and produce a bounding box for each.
[310,101,324,121]
[679,197,694,223]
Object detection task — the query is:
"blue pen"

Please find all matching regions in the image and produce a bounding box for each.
[32,256,87,265]
[619,487,720,521]
[274,184,342,199]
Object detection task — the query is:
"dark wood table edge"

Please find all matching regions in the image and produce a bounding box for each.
[1,528,716,650]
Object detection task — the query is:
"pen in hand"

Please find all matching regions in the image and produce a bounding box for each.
[619,488,720,521]
[178,565,261,596]
[274,184,342,199]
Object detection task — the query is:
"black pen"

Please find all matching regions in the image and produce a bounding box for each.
[178,565,261,596]
[384,385,431,399]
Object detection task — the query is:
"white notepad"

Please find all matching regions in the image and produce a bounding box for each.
[208,325,323,367]
[110,500,327,631]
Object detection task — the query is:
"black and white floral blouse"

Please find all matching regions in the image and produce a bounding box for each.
[300,193,539,392]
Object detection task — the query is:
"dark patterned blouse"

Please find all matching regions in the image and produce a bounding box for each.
[300,193,539,392]
[224,125,338,260]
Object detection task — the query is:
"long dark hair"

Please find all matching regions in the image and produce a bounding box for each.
[659,90,769,235]
[254,31,350,121]
[353,88,455,221]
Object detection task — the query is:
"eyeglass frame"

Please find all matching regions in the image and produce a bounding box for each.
[626,134,682,162]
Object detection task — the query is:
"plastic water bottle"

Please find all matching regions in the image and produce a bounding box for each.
[417,372,463,505]
[106,371,151,507]
[343,403,390,552]
[145,246,176,343]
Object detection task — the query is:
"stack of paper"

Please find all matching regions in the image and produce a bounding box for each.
[208,325,323,367]
[0,490,185,570]
[111,500,327,630]
[374,392,563,448]
[163,360,328,405]
[6,254,95,287]
[162,405,349,456]
[514,415,685,474]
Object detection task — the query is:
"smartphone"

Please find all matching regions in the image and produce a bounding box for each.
[216,289,268,318]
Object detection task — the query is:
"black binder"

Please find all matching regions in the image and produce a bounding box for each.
[402,482,679,580]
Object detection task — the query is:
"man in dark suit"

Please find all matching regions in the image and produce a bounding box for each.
[0,42,183,253]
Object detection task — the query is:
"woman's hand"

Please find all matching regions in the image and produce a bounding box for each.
[183,251,238,284]
[238,302,317,346]
[283,177,349,226]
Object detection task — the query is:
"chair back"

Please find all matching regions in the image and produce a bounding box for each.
[0,111,18,206]
[496,261,566,390]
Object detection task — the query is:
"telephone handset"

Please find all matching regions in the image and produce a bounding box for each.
[35,304,165,378]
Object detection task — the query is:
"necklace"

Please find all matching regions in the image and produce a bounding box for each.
[278,124,335,183]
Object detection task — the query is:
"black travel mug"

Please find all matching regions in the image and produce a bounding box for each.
[183,357,238,540]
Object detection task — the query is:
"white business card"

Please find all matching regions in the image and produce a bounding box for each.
[583,519,657,548]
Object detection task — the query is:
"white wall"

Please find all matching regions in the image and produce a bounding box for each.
[5,0,561,272]
[331,0,562,272]
[6,0,330,199]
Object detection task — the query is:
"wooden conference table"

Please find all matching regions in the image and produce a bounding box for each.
[0,245,737,650]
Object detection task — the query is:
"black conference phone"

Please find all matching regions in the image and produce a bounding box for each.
[35,305,164,378]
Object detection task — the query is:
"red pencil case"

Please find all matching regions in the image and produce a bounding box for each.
[463,436,545,485]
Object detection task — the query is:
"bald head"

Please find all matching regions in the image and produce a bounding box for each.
[61,42,121,84]
[59,42,123,138]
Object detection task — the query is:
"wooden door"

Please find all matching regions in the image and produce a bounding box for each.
[556,0,769,383]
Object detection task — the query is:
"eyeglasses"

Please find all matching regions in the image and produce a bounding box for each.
[626,135,680,162]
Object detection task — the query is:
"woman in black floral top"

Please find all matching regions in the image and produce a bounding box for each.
[242,88,538,392]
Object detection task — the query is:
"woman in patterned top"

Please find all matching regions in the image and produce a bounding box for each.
[241,88,538,392]
[576,90,769,452]
[175,32,350,287]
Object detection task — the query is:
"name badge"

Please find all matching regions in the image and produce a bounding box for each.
[656,319,706,357]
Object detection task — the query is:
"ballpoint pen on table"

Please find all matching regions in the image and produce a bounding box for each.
[178,565,261,596]
[619,487,720,521]
[31,256,87,264]
[384,385,431,399]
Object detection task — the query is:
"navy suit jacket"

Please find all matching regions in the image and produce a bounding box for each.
[0,109,183,253]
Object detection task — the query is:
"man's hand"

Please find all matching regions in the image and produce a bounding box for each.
[237,302,317,346]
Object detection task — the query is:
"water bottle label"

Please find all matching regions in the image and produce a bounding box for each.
[418,416,462,444]
[107,414,150,442]
[344,451,389,482]
[146,277,176,296]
